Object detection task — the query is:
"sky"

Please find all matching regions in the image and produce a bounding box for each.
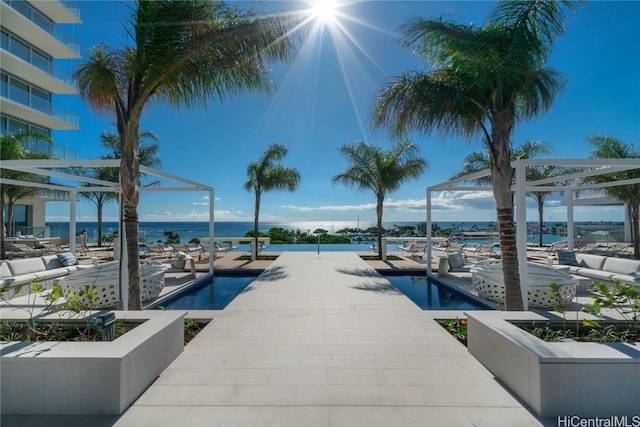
[48,0,640,226]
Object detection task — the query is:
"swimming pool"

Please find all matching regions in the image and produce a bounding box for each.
[154,274,489,311]
[385,275,490,310]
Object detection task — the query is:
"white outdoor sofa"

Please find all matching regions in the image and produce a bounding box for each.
[0,254,93,298]
[554,250,640,289]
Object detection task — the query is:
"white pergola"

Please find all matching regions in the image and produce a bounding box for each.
[1,159,215,309]
[426,158,640,310]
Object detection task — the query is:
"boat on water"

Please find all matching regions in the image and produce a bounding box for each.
[470,260,577,308]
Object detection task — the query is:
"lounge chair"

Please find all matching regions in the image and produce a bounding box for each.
[161,252,196,278]
[9,243,45,258]
[143,242,176,257]
[445,242,467,254]
[463,242,497,260]
[403,243,427,260]
[215,242,237,252]
[198,240,219,261]
[37,242,66,255]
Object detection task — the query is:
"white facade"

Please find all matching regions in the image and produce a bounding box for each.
[1,0,81,236]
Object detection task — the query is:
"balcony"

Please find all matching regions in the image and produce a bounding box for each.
[1,81,78,130]
[1,1,80,58]
[1,49,76,94]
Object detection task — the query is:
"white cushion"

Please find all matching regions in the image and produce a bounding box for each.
[7,258,46,276]
[602,257,640,275]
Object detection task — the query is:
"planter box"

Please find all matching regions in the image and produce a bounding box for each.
[1,311,185,416]
[467,311,640,418]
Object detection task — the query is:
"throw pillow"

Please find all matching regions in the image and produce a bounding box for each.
[556,249,578,267]
[56,252,78,267]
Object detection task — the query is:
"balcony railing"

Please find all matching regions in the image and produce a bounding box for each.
[1,81,79,127]
[3,0,80,54]
[1,44,74,87]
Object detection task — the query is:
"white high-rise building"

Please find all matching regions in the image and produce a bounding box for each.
[1,0,81,237]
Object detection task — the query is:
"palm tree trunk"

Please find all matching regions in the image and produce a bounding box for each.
[252,193,260,261]
[490,112,524,311]
[629,202,639,260]
[97,199,103,247]
[376,196,384,259]
[538,199,544,248]
[6,202,14,238]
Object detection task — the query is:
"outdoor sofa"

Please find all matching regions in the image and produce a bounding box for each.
[555,250,640,289]
[0,253,92,298]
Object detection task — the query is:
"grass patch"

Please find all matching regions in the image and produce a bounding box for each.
[359,255,403,261]
[236,255,279,261]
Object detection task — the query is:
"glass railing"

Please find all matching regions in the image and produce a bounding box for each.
[60,0,80,20]
[1,45,74,86]
[3,0,80,54]
[22,139,77,160]
[0,81,78,127]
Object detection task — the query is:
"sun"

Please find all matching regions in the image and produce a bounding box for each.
[309,0,340,24]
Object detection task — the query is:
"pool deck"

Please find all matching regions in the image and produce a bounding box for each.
[124,251,548,426]
[2,251,555,426]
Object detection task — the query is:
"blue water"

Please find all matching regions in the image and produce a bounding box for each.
[385,276,489,310]
[155,274,488,311]
[45,220,569,245]
[156,276,255,310]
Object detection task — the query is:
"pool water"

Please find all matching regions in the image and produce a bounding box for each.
[155,276,255,310]
[383,276,489,310]
[155,274,489,311]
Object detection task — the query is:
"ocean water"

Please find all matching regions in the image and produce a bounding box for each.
[45,220,570,245]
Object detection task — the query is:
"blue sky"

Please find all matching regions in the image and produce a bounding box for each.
[49,0,640,225]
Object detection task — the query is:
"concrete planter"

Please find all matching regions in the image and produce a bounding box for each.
[466,311,640,418]
[0,311,185,416]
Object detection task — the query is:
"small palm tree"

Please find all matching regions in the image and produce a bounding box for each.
[453,140,557,247]
[586,135,640,259]
[244,144,301,261]
[332,141,427,258]
[371,1,581,310]
[0,130,52,259]
[73,1,299,309]
[78,131,161,246]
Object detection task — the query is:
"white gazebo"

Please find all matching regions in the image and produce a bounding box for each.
[426,158,640,309]
[1,159,215,309]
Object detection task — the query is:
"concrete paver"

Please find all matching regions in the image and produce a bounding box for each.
[114,252,548,426]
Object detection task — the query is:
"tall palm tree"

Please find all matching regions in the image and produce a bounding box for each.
[73,1,300,309]
[79,131,161,246]
[453,140,556,247]
[332,141,427,258]
[1,130,52,259]
[371,1,581,310]
[586,135,640,259]
[244,144,301,261]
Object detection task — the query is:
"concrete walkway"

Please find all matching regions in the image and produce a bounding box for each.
[115,252,546,426]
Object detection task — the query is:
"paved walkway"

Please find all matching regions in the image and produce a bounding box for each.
[115,252,547,426]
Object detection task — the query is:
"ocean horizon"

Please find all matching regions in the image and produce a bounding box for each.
[43,220,623,245]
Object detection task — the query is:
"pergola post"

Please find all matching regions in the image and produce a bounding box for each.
[69,189,77,255]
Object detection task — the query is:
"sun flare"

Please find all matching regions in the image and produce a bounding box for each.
[309,0,340,23]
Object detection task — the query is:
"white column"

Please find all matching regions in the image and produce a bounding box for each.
[515,162,529,310]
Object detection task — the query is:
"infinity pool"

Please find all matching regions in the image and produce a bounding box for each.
[154,274,489,311]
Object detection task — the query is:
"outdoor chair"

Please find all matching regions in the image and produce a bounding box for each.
[9,243,44,258]
[463,242,497,260]
[143,242,176,257]
[215,242,237,252]
[445,242,467,254]
[406,243,427,260]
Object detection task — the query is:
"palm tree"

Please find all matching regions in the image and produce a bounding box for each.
[332,141,427,259]
[371,1,581,310]
[1,130,52,259]
[72,1,300,309]
[78,131,161,246]
[243,144,301,261]
[453,140,556,247]
[586,135,640,259]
